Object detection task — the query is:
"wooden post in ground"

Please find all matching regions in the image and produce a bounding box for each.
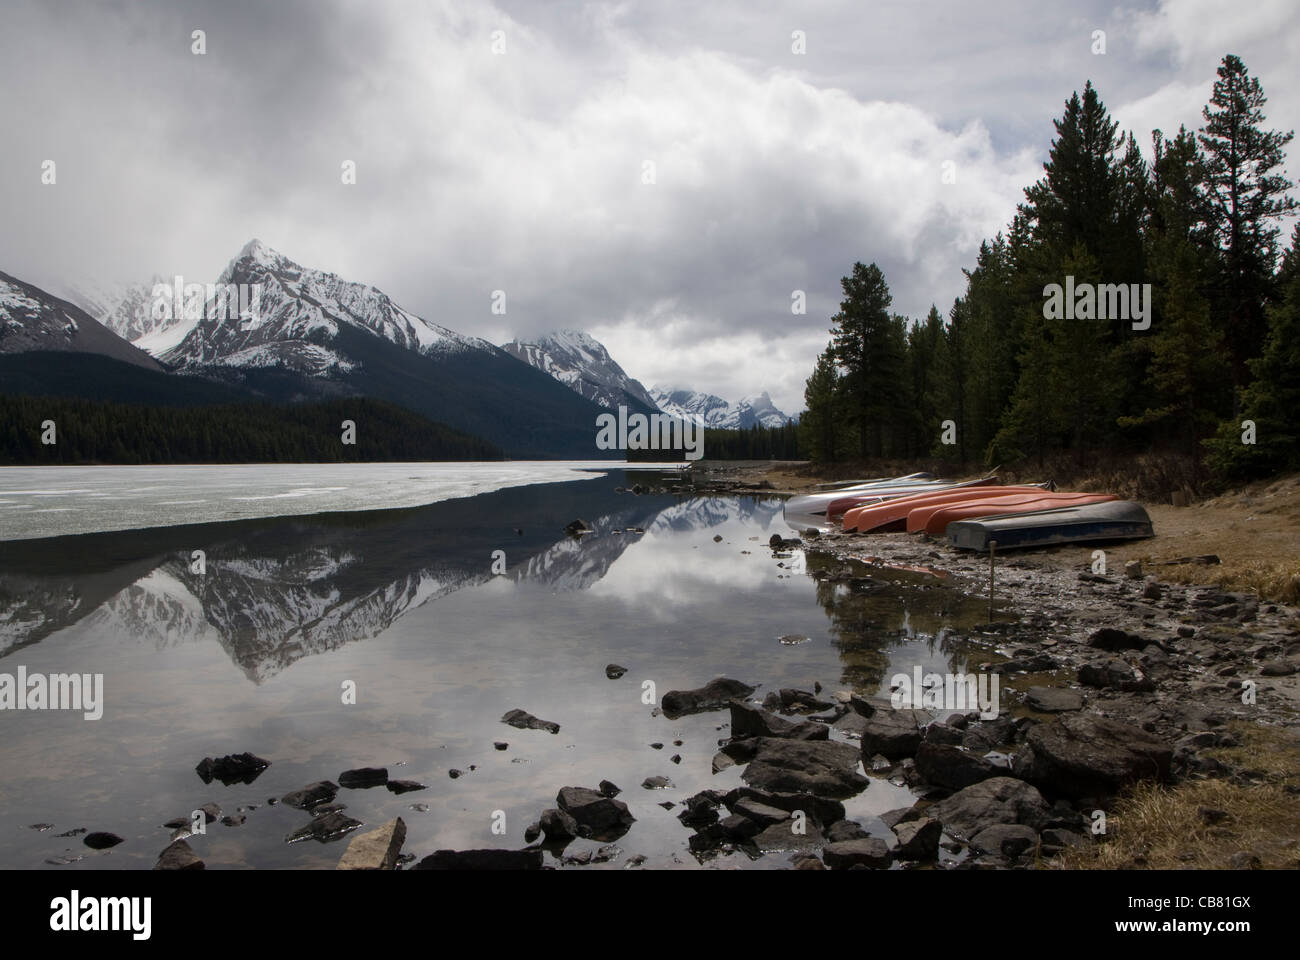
[988,540,997,620]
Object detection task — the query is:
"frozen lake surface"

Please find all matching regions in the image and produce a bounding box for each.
[0,461,682,541]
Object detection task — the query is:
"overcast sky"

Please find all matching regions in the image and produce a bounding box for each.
[3,0,1299,415]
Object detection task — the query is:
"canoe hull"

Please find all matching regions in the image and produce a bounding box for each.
[841,484,1045,532]
[947,501,1154,552]
[912,493,1117,537]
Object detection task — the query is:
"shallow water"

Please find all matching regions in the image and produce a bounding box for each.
[0,469,1008,870]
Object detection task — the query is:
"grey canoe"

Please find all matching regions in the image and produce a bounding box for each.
[947,499,1154,552]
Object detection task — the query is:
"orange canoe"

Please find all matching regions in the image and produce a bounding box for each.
[842,485,1045,533]
[827,476,1000,522]
[908,493,1119,536]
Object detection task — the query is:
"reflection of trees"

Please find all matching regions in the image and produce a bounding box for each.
[806,552,990,690]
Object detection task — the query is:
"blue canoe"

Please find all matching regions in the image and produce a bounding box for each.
[947,500,1153,552]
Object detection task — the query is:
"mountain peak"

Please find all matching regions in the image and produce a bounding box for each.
[502,329,658,412]
[237,238,277,264]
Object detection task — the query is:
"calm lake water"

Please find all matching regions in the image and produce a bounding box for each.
[0,466,1003,870]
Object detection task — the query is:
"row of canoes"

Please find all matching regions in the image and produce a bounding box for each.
[784,474,1153,551]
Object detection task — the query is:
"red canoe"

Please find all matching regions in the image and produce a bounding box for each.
[841,485,1046,533]
[907,492,1119,537]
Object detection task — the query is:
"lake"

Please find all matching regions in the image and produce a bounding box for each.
[0,464,999,869]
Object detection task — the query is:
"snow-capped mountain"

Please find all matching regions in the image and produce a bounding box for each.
[162,239,494,374]
[501,329,659,413]
[0,269,163,370]
[650,387,791,429]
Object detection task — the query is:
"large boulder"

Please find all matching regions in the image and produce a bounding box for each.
[661,678,755,718]
[926,776,1052,840]
[740,738,868,798]
[970,823,1039,858]
[892,817,942,860]
[729,701,828,741]
[1015,713,1172,799]
[914,742,1000,790]
[858,709,926,760]
[556,786,636,841]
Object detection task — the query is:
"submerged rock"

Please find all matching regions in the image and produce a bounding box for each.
[501,708,561,734]
[83,832,124,850]
[153,839,204,871]
[661,678,756,718]
[195,752,270,786]
[281,781,340,810]
[338,767,388,789]
[415,849,544,870]
[285,811,363,844]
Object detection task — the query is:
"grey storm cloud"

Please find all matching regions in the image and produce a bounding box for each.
[2,0,1298,414]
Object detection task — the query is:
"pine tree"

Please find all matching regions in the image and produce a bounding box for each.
[1198,54,1299,397]
[800,348,841,462]
[828,262,904,458]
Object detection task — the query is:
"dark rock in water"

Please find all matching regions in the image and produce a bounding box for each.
[713,534,724,542]
[494,741,509,751]
[927,777,1052,840]
[83,832,124,850]
[859,710,925,760]
[661,678,756,718]
[285,811,363,844]
[826,820,869,842]
[195,752,270,786]
[914,742,1000,790]
[197,802,221,824]
[753,821,820,853]
[556,786,636,841]
[448,769,465,779]
[524,821,542,843]
[1025,687,1084,712]
[1088,627,1147,652]
[1016,714,1172,799]
[28,823,54,832]
[823,838,891,869]
[221,814,246,827]
[970,823,1039,858]
[924,721,966,745]
[337,818,406,871]
[501,708,561,734]
[564,519,593,536]
[598,779,622,798]
[677,792,723,829]
[833,712,870,737]
[741,738,868,798]
[154,839,204,871]
[724,786,845,826]
[892,817,942,860]
[731,796,791,826]
[992,653,1059,673]
[281,781,340,810]
[339,767,388,789]
[605,664,628,679]
[540,807,580,841]
[55,828,86,838]
[1079,659,1155,692]
[642,776,674,790]
[386,780,427,795]
[769,534,802,549]
[730,701,829,741]
[778,688,836,713]
[415,849,544,870]
[719,814,761,840]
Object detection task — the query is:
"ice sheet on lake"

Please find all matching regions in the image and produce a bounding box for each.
[0,461,679,541]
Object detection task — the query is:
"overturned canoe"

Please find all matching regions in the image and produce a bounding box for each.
[785,476,967,517]
[907,492,1117,536]
[841,483,1048,532]
[947,500,1154,552]
[827,475,1002,523]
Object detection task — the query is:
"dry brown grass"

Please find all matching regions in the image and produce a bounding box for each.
[1050,721,1300,870]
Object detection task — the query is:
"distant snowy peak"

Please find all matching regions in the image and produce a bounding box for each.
[162,240,499,374]
[501,329,659,412]
[650,386,792,429]
[63,275,197,357]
